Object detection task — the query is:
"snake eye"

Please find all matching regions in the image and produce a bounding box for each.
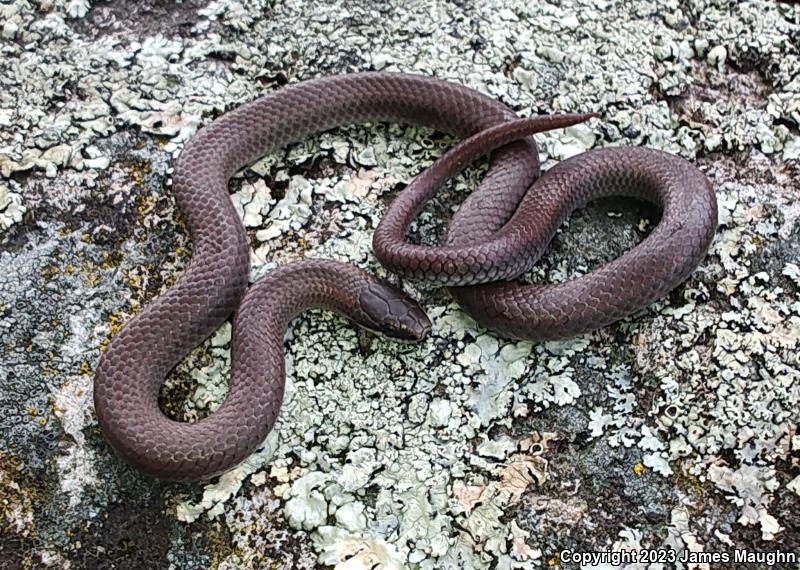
[358,283,431,341]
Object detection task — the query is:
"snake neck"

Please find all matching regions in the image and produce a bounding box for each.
[232,260,370,345]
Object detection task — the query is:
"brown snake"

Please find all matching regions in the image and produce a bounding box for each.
[94,72,717,480]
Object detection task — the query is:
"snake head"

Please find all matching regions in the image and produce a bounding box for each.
[358,282,431,342]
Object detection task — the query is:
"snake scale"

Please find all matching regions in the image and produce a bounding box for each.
[94,73,717,480]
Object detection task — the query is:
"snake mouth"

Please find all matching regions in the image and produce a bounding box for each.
[373,314,432,342]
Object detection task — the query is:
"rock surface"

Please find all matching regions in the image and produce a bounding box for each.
[1,0,798,568]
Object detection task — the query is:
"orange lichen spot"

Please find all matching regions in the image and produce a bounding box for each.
[126,158,151,185]
[136,194,158,218]
[78,361,92,375]
[633,463,646,476]
[107,312,123,335]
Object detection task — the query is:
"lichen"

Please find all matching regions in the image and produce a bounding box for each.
[1,0,799,567]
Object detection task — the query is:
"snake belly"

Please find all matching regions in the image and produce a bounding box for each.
[94,72,717,480]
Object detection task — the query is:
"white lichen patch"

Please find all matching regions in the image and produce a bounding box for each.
[707,463,783,541]
[50,313,107,508]
[53,376,99,506]
[0,181,25,230]
[175,430,280,523]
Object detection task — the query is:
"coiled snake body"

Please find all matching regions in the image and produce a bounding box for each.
[94,73,717,480]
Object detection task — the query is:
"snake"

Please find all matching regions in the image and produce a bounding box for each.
[93,72,717,480]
